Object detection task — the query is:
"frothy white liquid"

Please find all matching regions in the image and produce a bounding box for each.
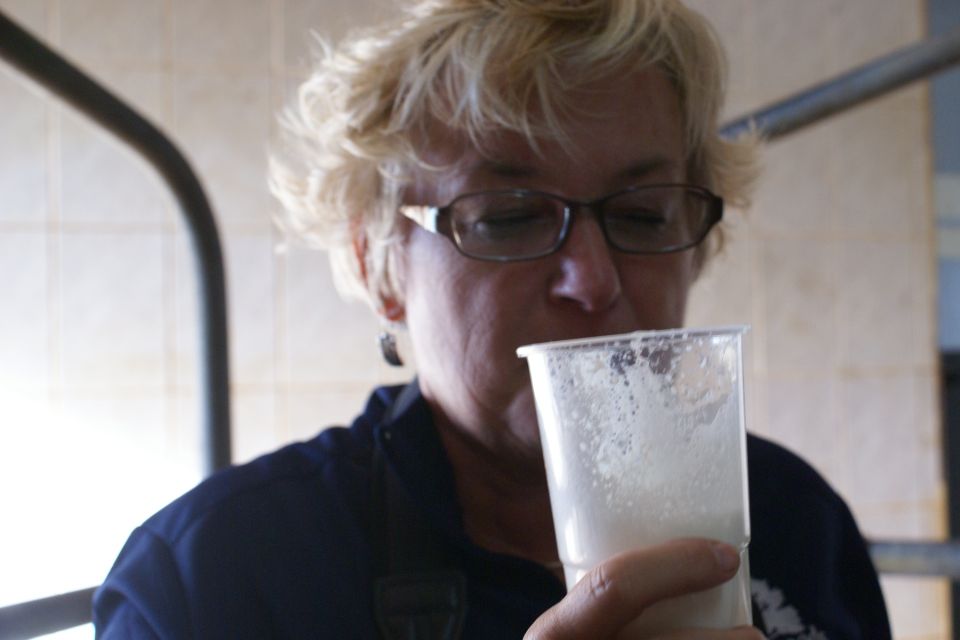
[527,333,751,633]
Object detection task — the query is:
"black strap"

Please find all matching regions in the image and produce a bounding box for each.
[372,383,466,640]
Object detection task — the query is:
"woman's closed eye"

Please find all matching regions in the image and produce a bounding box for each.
[470,209,553,239]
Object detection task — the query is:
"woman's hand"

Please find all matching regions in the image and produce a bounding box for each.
[524,539,764,639]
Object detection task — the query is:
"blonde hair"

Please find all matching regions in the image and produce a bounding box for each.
[270,0,758,312]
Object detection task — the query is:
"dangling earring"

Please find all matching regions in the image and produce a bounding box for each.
[378,330,403,367]
[377,297,405,367]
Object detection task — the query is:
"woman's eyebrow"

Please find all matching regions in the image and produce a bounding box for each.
[615,156,676,180]
[475,159,538,179]
[459,155,677,185]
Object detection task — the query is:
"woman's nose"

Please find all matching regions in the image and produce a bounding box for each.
[549,214,622,312]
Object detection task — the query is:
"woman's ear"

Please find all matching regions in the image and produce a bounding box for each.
[352,230,370,290]
[381,297,405,323]
[353,229,406,323]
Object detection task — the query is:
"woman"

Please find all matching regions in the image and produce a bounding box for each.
[95,1,890,638]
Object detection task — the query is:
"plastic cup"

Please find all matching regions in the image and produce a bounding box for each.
[517,326,751,633]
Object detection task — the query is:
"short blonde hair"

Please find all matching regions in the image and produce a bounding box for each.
[270,0,757,312]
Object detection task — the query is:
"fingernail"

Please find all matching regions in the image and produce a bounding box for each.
[710,542,739,572]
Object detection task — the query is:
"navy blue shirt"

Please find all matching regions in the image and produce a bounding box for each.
[94,383,891,638]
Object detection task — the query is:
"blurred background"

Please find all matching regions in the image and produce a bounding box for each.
[0,0,956,637]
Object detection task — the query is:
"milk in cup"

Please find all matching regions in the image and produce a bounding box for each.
[517,326,751,633]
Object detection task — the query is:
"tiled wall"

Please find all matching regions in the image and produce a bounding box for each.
[0,0,945,637]
[686,2,945,637]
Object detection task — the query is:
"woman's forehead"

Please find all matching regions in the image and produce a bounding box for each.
[412,68,684,160]
[408,71,686,200]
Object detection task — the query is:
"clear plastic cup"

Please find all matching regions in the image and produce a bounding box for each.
[517,326,751,633]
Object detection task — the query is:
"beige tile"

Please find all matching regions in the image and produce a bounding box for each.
[762,374,844,487]
[0,70,48,222]
[752,125,837,237]
[912,375,948,508]
[838,374,926,507]
[283,384,378,443]
[880,577,950,640]
[60,71,172,225]
[173,0,271,73]
[747,0,845,107]
[837,239,932,370]
[856,503,921,540]
[172,225,250,395]
[93,65,172,128]
[830,0,923,68]
[59,0,167,70]
[282,245,387,384]
[914,436,947,507]
[224,231,277,386]
[913,373,942,449]
[232,389,279,464]
[167,386,203,469]
[0,0,47,36]
[760,237,839,372]
[830,88,931,239]
[682,0,756,119]
[0,232,49,388]
[686,214,755,328]
[172,72,273,229]
[59,231,166,388]
[281,0,398,73]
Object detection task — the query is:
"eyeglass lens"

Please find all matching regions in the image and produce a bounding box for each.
[447,186,714,260]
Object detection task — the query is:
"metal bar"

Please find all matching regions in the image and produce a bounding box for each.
[0,10,232,475]
[721,26,960,141]
[0,587,96,640]
[3,541,958,640]
[870,541,960,578]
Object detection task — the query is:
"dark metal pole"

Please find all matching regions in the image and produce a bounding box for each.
[870,540,960,578]
[0,587,96,640]
[722,26,960,141]
[0,11,232,475]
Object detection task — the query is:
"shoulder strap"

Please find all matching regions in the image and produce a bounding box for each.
[371,384,466,640]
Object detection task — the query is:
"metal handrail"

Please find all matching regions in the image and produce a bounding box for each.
[0,12,232,474]
[0,9,233,639]
[0,588,96,640]
[871,541,960,577]
[721,25,960,141]
[1,9,960,640]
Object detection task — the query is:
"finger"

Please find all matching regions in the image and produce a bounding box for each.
[525,538,741,640]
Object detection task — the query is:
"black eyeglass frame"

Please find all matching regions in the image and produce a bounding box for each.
[400,183,724,263]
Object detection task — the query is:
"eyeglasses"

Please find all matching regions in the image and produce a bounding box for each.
[399,184,723,262]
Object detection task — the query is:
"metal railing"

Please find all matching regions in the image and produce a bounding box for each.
[0,10,232,477]
[0,9,232,640]
[0,588,96,640]
[1,10,959,640]
[721,25,960,141]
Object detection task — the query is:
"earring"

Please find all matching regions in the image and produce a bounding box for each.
[378,330,404,367]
